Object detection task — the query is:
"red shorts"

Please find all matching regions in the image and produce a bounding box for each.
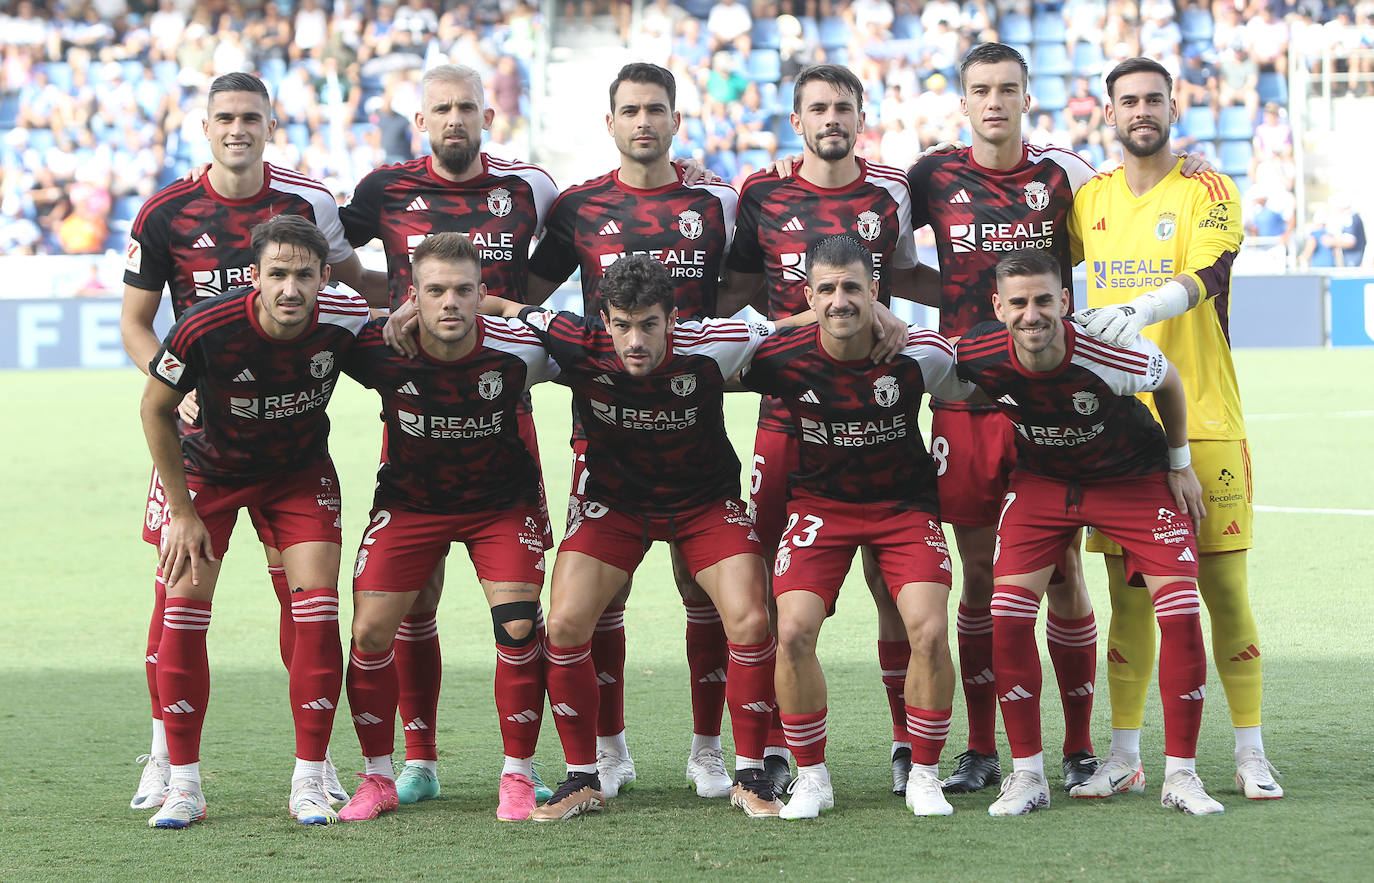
[772,491,953,613]
[156,460,343,559]
[351,505,547,592]
[144,467,280,549]
[559,495,762,577]
[931,409,1017,527]
[994,472,1199,584]
[748,426,801,559]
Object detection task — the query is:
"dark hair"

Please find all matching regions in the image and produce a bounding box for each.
[1105,56,1173,99]
[599,254,674,317]
[793,63,865,114]
[250,214,329,269]
[411,231,481,275]
[609,62,676,111]
[208,71,271,113]
[994,247,1061,285]
[806,234,874,280]
[958,42,1029,90]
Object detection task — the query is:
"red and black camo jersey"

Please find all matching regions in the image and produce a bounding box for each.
[728,157,917,433]
[149,287,369,484]
[340,153,558,310]
[125,162,354,319]
[343,316,559,514]
[516,307,773,516]
[955,320,1171,480]
[527,168,738,321]
[742,324,972,511]
[907,144,1094,411]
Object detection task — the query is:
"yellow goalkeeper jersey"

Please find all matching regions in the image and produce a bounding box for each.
[1070,159,1245,440]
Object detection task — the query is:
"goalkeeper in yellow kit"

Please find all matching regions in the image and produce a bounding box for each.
[1068,57,1281,805]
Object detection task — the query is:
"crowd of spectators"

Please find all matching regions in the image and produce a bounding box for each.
[0,0,1367,266]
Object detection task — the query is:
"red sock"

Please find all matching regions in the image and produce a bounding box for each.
[346,643,397,759]
[878,639,911,743]
[767,707,787,754]
[145,568,166,719]
[725,637,776,759]
[591,605,626,737]
[991,586,1042,759]
[685,601,727,737]
[268,565,294,671]
[288,588,342,762]
[394,611,440,761]
[545,640,598,766]
[1046,611,1097,755]
[780,708,827,767]
[905,705,952,766]
[956,602,997,754]
[157,598,212,766]
[1152,582,1207,759]
[495,637,545,759]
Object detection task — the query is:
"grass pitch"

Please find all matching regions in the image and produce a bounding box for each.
[2,348,1372,881]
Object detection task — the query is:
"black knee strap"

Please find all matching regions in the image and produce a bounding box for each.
[491,600,539,647]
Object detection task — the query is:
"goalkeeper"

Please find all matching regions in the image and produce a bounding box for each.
[1067,56,1281,802]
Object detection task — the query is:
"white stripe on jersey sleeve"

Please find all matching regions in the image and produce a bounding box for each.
[674,311,774,379]
[317,288,370,334]
[488,155,560,238]
[1070,332,1168,395]
[903,327,975,402]
[691,180,740,256]
[864,160,918,270]
[1028,144,1097,195]
[481,315,561,390]
[266,163,354,265]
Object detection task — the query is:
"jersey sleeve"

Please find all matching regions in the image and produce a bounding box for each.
[691,311,776,378]
[315,200,355,266]
[340,318,389,388]
[525,167,560,238]
[1072,326,1170,395]
[487,316,562,388]
[905,157,934,231]
[890,177,918,270]
[738,334,786,395]
[1067,185,1088,266]
[339,168,383,248]
[710,183,739,256]
[124,201,172,292]
[906,326,975,401]
[526,193,581,284]
[725,179,766,274]
[149,320,201,394]
[516,306,590,366]
[1181,175,1243,300]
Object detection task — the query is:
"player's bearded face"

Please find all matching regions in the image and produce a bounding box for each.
[994,274,1068,361]
[1108,73,1175,158]
[608,82,679,165]
[413,257,484,349]
[604,304,675,375]
[420,80,492,176]
[806,260,876,342]
[204,90,273,171]
[794,82,862,162]
[251,243,327,339]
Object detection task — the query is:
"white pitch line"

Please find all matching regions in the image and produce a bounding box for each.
[1247,410,1374,421]
[1256,505,1374,516]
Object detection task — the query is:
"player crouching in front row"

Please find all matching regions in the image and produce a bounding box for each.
[140,215,370,828]
[955,248,1223,816]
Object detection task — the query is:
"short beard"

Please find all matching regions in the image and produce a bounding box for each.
[1119,125,1170,158]
[807,131,852,161]
[434,140,480,176]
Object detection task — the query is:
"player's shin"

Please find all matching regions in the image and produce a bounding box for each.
[394,610,441,761]
[879,639,912,744]
[1197,552,1263,729]
[346,642,398,761]
[1046,610,1098,755]
[990,586,1044,759]
[156,598,212,767]
[1105,555,1156,730]
[591,605,627,738]
[1151,582,1207,762]
[494,626,544,761]
[725,637,777,764]
[289,588,343,762]
[544,639,599,770]
[685,600,729,740]
[268,564,295,670]
[956,602,997,753]
[146,569,167,719]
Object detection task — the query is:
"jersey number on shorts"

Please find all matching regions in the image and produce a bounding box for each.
[782,513,824,547]
[932,436,950,477]
[993,492,1016,564]
[750,454,765,497]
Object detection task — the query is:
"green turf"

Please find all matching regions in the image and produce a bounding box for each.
[2,348,1372,881]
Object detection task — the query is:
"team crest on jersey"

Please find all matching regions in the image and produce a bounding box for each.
[874,375,899,407]
[1155,212,1177,241]
[678,209,704,240]
[1072,391,1099,415]
[856,210,882,242]
[1024,181,1050,211]
[487,187,513,218]
[774,545,792,576]
[671,373,697,397]
[310,350,335,379]
[478,369,504,400]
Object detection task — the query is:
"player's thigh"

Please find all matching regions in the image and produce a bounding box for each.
[894,580,954,648]
[259,462,344,587]
[866,507,953,604]
[1191,438,1254,554]
[462,507,548,590]
[932,409,1015,529]
[1084,477,1200,587]
[672,498,765,582]
[693,551,770,641]
[669,543,711,603]
[351,507,453,595]
[771,495,861,616]
[164,557,225,602]
[351,588,422,649]
[774,587,830,657]
[992,476,1080,590]
[547,550,635,646]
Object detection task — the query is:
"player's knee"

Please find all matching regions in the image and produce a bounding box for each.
[906,619,948,663]
[960,558,995,602]
[726,607,770,645]
[352,623,396,654]
[776,614,819,660]
[544,613,590,648]
[492,600,538,648]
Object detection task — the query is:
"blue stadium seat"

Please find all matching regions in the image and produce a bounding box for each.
[798,15,819,45]
[0,95,19,129]
[707,149,738,181]
[1257,72,1287,105]
[1007,43,1033,66]
[684,116,705,146]
[751,17,780,50]
[777,79,795,114]
[45,62,74,92]
[1032,12,1067,44]
[891,14,922,41]
[1218,105,1255,140]
[28,127,55,155]
[746,49,782,83]
[681,0,714,18]
[1230,174,1250,194]
[259,56,287,92]
[818,16,851,49]
[286,122,310,152]
[999,13,1033,45]
[121,60,144,82]
[738,148,772,172]
[774,115,803,152]
[1072,40,1105,73]
[758,80,779,114]
[1183,105,1217,142]
[1032,75,1069,111]
[1219,140,1253,177]
[1180,7,1215,43]
[113,195,144,223]
[154,60,179,90]
[827,47,850,67]
[1032,43,1073,77]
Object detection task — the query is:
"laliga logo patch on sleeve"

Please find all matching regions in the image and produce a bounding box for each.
[126,240,142,273]
[523,309,554,332]
[155,351,185,385]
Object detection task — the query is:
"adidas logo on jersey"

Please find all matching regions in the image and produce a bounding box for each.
[300,698,335,711]
[1222,520,1242,536]
[598,220,622,236]
[550,703,579,717]
[1179,687,1206,700]
[162,699,196,715]
[1177,547,1196,562]
[593,373,615,386]
[505,709,540,724]
[352,712,384,725]
[1093,218,1107,231]
[396,381,419,395]
[948,188,971,204]
[1000,685,1033,702]
[192,233,215,249]
[406,196,430,212]
[233,369,255,382]
[799,390,820,404]
[403,717,429,731]
[997,393,1018,406]
[781,217,805,232]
